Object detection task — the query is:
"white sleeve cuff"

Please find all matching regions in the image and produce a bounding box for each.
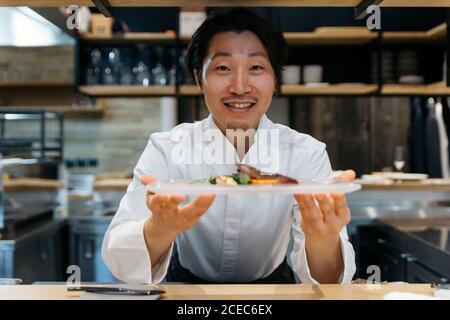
[102,218,174,285]
[291,233,356,284]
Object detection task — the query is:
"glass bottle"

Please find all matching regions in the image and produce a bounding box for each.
[152,46,167,86]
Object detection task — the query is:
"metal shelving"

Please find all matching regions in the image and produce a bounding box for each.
[0,110,64,161]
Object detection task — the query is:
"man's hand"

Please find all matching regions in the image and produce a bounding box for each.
[294,170,354,240]
[293,169,355,283]
[140,175,215,266]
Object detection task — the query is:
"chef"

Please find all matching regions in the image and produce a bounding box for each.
[102,8,356,284]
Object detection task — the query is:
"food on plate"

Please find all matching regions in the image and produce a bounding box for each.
[208,172,250,185]
[208,164,298,186]
[237,164,298,184]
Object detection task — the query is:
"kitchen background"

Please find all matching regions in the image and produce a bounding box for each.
[0,3,449,285]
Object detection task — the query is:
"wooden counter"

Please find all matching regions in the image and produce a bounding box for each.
[94,178,132,190]
[3,178,64,192]
[0,284,435,300]
[359,181,450,192]
[89,179,450,192]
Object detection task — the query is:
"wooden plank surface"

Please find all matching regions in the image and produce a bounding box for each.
[0,82,73,87]
[1,0,448,6]
[180,85,201,96]
[383,23,447,43]
[381,82,450,95]
[94,178,132,190]
[281,84,378,95]
[284,29,377,45]
[0,284,435,300]
[79,85,176,96]
[0,0,91,6]
[3,178,64,192]
[360,182,450,191]
[381,0,450,6]
[80,32,176,43]
[106,0,363,7]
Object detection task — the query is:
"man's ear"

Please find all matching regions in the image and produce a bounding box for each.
[193,69,202,91]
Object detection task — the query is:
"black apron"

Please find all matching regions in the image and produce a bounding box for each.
[165,248,296,284]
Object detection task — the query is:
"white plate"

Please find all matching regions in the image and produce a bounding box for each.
[147,179,362,195]
[372,172,428,181]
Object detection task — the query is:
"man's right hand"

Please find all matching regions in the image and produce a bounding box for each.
[141,175,215,235]
[140,175,215,266]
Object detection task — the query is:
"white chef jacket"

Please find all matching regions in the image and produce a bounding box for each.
[102,114,356,284]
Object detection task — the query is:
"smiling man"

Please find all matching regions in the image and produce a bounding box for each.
[102,8,356,285]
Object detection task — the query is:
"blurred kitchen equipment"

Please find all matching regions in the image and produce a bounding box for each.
[0,278,22,285]
[303,65,323,84]
[282,65,301,84]
[372,172,428,181]
[90,13,113,36]
[133,45,151,86]
[372,51,395,84]
[443,52,447,83]
[393,146,406,172]
[152,47,167,85]
[65,158,98,196]
[179,10,207,38]
[397,50,421,84]
[399,75,424,84]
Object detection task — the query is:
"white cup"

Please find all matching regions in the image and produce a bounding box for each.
[282,65,301,84]
[303,65,323,84]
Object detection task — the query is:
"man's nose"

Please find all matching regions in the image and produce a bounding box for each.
[229,70,251,95]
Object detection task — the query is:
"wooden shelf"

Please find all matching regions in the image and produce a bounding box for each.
[79,85,176,96]
[79,23,446,46]
[0,82,73,87]
[80,32,176,43]
[2,0,449,6]
[5,1,449,7]
[383,22,447,43]
[0,1,361,7]
[5,105,105,116]
[381,81,450,95]
[180,85,201,96]
[77,83,450,97]
[3,178,64,192]
[359,181,450,191]
[281,84,378,95]
[80,27,377,45]
[94,178,132,190]
[285,27,377,45]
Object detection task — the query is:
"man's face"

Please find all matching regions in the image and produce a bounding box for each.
[195,31,276,133]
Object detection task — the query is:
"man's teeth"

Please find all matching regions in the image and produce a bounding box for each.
[227,103,253,109]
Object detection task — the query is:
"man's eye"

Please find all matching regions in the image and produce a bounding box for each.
[250,65,264,71]
[216,66,229,71]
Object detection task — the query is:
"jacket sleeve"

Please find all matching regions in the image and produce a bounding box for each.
[289,145,356,284]
[102,137,174,284]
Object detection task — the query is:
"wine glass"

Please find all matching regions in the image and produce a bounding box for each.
[393,146,405,172]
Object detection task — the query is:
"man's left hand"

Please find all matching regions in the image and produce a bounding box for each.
[294,170,355,242]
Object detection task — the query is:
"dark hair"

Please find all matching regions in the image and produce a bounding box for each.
[185,8,289,90]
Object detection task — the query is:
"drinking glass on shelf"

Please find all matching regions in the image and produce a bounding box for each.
[167,48,177,86]
[85,48,102,85]
[133,45,151,86]
[90,48,102,66]
[152,46,167,86]
[102,66,116,85]
[133,61,151,86]
[393,146,406,172]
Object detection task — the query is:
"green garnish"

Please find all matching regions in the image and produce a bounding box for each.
[208,176,217,184]
[232,172,250,185]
